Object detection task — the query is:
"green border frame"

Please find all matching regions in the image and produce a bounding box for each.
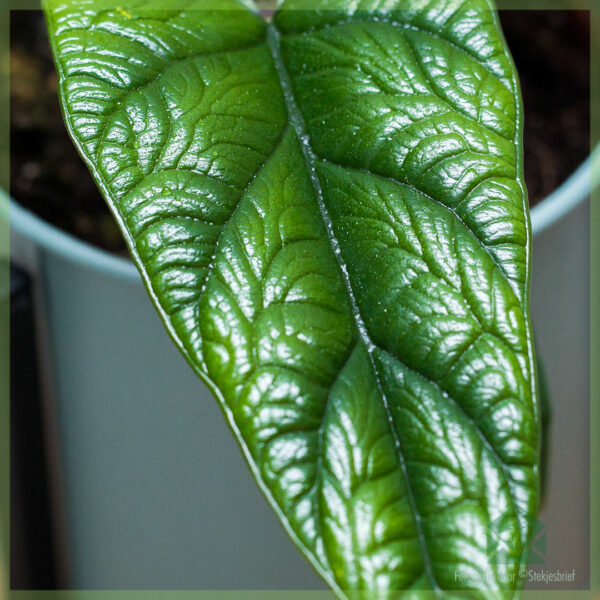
[1,0,11,598]
[0,0,597,598]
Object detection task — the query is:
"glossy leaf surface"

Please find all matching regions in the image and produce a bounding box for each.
[44,0,539,596]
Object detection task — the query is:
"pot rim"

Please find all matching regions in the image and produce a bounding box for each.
[4,145,599,282]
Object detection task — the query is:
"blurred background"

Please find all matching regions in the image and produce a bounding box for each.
[6,6,596,593]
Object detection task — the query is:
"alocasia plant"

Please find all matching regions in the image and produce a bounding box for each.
[44,0,540,596]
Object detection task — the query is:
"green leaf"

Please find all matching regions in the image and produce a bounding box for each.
[44,0,539,596]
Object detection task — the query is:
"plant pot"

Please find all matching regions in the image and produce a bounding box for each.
[4,144,597,590]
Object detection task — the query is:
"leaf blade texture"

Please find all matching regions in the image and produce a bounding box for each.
[44,0,539,596]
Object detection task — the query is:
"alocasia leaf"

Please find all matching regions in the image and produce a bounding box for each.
[44,0,540,596]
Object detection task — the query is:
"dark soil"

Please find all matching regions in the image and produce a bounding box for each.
[499,10,590,205]
[10,10,591,255]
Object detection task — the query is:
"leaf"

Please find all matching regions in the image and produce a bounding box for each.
[44,0,539,596]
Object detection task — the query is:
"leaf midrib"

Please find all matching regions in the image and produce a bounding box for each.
[267,22,443,594]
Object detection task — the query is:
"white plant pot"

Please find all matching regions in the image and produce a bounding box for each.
[5,146,598,590]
